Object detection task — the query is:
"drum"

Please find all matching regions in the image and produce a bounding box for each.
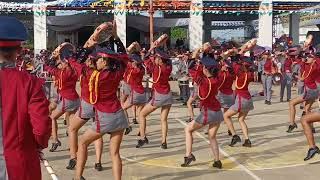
[83,22,113,48]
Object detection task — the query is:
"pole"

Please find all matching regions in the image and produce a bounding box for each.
[149,0,154,44]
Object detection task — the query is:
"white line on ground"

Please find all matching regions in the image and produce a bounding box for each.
[174,118,262,180]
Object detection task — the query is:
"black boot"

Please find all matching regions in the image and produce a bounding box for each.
[94,162,103,171]
[136,137,149,148]
[124,126,132,135]
[66,158,77,170]
[137,131,141,136]
[63,119,67,125]
[304,146,320,161]
[264,100,268,104]
[242,139,252,147]
[181,154,196,167]
[229,135,241,146]
[161,142,167,149]
[49,140,61,152]
[212,160,222,169]
[286,123,298,133]
[227,130,232,136]
[132,118,138,124]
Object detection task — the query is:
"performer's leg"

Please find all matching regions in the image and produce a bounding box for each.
[301,112,320,161]
[138,104,157,139]
[208,123,221,161]
[75,129,102,180]
[238,111,249,140]
[280,77,286,101]
[184,121,204,157]
[109,130,124,180]
[69,116,87,159]
[286,73,292,101]
[289,97,304,125]
[301,112,320,148]
[50,109,65,142]
[266,76,273,103]
[94,137,103,164]
[160,105,171,145]
[223,109,238,135]
[287,97,305,133]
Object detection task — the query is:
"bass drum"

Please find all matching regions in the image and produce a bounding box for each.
[272,73,282,85]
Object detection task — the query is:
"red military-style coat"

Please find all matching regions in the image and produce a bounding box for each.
[144,58,172,94]
[0,63,51,180]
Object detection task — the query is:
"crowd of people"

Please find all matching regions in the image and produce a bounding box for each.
[0,16,320,180]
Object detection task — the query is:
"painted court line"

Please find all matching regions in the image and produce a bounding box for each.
[174,117,262,180]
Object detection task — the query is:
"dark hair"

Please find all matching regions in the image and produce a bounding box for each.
[0,46,20,60]
[207,67,219,77]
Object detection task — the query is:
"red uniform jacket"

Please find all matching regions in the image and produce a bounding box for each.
[301,62,317,89]
[264,59,277,75]
[144,58,172,94]
[68,60,91,103]
[315,58,320,84]
[0,64,51,180]
[72,58,129,114]
[189,64,221,111]
[233,63,254,100]
[126,63,145,94]
[45,65,79,100]
[218,70,234,95]
[283,58,293,73]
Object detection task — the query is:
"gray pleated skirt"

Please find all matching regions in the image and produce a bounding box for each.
[121,81,131,96]
[190,84,199,99]
[149,91,173,107]
[78,99,95,119]
[217,91,235,109]
[57,97,80,112]
[301,87,318,101]
[229,96,254,113]
[195,108,224,125]
[92,109,129,135]
[129,90,147,105]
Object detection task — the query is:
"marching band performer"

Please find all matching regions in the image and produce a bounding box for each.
[224,56,255,147]
[280,52,294,102]
[66,53,104,171]
[122,44,148,132]
[45,45,80,152]
[75,43,130,180]
[292,53,305,110]
[186,48,203,123]
[181,56,223,169]
[136,35,173,149]
[217,59,235,113]
[262,51,277,105]
[287,51,318,133]
[0,16,51,180]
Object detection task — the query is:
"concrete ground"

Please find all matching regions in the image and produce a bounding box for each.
[42,82,320,180]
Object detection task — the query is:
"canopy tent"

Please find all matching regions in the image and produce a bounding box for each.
[46,13,189,32]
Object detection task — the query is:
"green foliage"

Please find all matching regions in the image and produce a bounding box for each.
[171,27,187,39]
